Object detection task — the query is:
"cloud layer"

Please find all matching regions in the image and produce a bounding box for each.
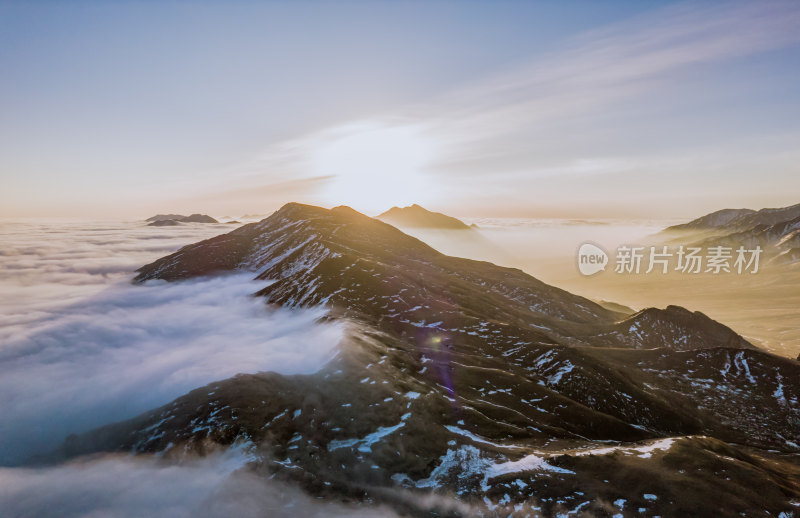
[0,447,396,518]
[0,221,343,465]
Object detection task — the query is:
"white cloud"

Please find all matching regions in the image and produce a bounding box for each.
[0,220,502,516]
[0,448,396,518]
[437,0,800,137]
[0,221,343,465]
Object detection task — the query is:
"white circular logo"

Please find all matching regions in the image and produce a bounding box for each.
[577,242,608,276]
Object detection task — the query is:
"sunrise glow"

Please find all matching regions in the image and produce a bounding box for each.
[312,122,439,212]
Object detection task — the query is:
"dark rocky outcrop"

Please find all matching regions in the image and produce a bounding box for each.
[145,213,219,224]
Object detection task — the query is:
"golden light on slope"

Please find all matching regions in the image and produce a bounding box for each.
[312,122,439,212]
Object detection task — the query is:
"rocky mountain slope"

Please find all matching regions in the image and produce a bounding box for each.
[663,202,800,266]
[665,203,800,233]
[664,208,756,232]
[61,203,799,517]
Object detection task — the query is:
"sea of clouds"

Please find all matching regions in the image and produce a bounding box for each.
[0,446,399,518]
[0,218,634,516]
[0,445,491,517]
[0,220,502,517]
[0,220,343,466]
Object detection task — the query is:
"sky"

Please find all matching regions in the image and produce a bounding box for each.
[1,0,799,219]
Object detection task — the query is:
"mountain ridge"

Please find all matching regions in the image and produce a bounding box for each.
[64,202,800,516]
[665,203,800,232]
[661,202,800,266]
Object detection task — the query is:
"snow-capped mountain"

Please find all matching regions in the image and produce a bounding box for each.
[61,203,799,517]
[663,203,800,266]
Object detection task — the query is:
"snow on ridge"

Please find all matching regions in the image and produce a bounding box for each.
[328,416,410,453]
[545,361,574,385]
[445,425,522,450]
[570,437,676,459]
[395,436,682,493]
[733,351,757,384]
[482,452,575,489]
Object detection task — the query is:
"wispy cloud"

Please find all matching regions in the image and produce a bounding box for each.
[424,0,800,174]
[208,0,800,217]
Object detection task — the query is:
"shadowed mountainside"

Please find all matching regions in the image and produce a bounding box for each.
[662,202,800,267]
[61,203,799,517]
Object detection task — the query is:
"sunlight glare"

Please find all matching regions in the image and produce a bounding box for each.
[312,122,438,213]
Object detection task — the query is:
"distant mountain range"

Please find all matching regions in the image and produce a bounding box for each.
[146,213,219,225]
[59,203,799,516]
[666,203,800,232]
[663,202,800,266]
[377,204,474,230]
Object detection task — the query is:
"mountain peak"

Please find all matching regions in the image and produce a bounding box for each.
[74,202,799,515]
[377,204,471,230]
[136,203,438,284]
[662,202,800,265]
[666,202,800,232]
[135,203,754,356]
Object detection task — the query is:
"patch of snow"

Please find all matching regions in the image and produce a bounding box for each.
[445,425,521,450]
[328,421,406,453]
[483,453,575,490]
[546,361,574,385]
[733,352,756,384]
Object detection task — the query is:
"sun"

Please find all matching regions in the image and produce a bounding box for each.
[311,122,439,213]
